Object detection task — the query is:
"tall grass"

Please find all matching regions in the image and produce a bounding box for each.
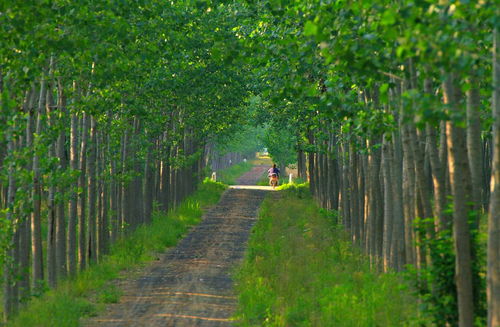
[8,179,227,327]
[234,184,423,327]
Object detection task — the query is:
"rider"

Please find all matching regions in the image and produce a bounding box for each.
[268,164,280,184]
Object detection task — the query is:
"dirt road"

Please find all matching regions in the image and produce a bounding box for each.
[83,165,269,327]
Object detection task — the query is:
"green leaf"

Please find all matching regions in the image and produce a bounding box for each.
[381,9,397,26]
[380,83,389,94]
[304,21,318,36]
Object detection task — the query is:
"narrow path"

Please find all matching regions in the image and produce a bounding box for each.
[83,165,270,327]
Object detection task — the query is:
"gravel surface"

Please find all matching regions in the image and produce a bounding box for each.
[83,165,270,327]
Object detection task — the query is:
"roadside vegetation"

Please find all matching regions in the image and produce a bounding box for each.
[6,180,226,327]
[234,184,423,327]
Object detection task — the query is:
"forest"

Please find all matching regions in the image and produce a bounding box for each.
[0,1,498,326]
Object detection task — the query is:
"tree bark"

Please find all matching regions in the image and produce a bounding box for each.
[466,75,484,217]
[32,69,47,287]
[382,135,394,271]
[78,113,89,271]
[68,109,79,276]
[55,78,67,279]
[349,143,360,244]
[488,25,500,327]
[87,116,97,264]
[391,122,405,271]
[426,120,449,231]
[443,73,475,327]
[46,64,57,287]
[3,136,18,321]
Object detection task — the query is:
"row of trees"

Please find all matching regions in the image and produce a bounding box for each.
[0,0,251,321]
[244,1,498,326]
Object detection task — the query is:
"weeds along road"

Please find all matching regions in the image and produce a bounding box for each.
[83,165,270,327]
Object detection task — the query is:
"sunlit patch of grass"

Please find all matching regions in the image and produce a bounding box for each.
[8,179,227,327]
[234,183,423,327]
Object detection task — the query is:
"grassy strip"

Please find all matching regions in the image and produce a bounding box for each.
[217,161,254,185]
[9,179,227,327]
[234,183,422,327]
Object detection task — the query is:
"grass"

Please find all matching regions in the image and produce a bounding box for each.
[234,183,423,327]
[8,179,227,327]
[217,161,254,185]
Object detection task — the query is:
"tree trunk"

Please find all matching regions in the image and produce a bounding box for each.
[382,135,394,271]
[426,120,449,231]
[340,140,351,231]
[19,88,36,302]
[466,76,484,217]
[297,144,307,180]
[401,120,416,266]
[55,78,67,279]
[46,66,57,287]
[488,26,500,327]
[87,116,97,264]
[3,137,18,321]
[443,73,475,327]
[32,69,47,287]
[391,121,405,271]
[349,143,360,244]
[78,113,89,271]
[68,110,79,276]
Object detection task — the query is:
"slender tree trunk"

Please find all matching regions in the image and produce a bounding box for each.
[402,120,416,266]
[382,135,394,271]
[100,136,110,256]
[349,143,360,244]
[87,116,97,264]
[466,76,484,216]
[3,137,18,321]
[32,69,47,287]
[391,122,405,271]
[488,25,500,327]
[46,65,57,287]
[357,146,365,242]
[144,142,154,224]
[55,78,67,279]
[78,113,89,271]
[426,120,448,230]
[443,73,475,327]
[297,143,307,180]
[308,131,316,196]
[19,88,35,302]
[341,140,351,231]
[68,109,79,276]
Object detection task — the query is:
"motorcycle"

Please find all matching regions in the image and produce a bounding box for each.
[269,173,279,189]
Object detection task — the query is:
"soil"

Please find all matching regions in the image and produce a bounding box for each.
[83,165,270,327]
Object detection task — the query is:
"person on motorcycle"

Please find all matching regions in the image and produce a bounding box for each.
[268,164,280,187]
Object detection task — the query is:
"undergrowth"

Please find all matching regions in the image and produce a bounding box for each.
[8,179,227,327]
[234,183,422,327]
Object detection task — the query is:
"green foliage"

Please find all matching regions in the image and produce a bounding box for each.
[7,180,226,327]
[262,127,297,168]
[234,184,422,326]
[410,218,458,326]
[411,213,487,327]
[215,125,265,156]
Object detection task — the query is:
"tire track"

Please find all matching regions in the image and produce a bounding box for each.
[83,165,269,327]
